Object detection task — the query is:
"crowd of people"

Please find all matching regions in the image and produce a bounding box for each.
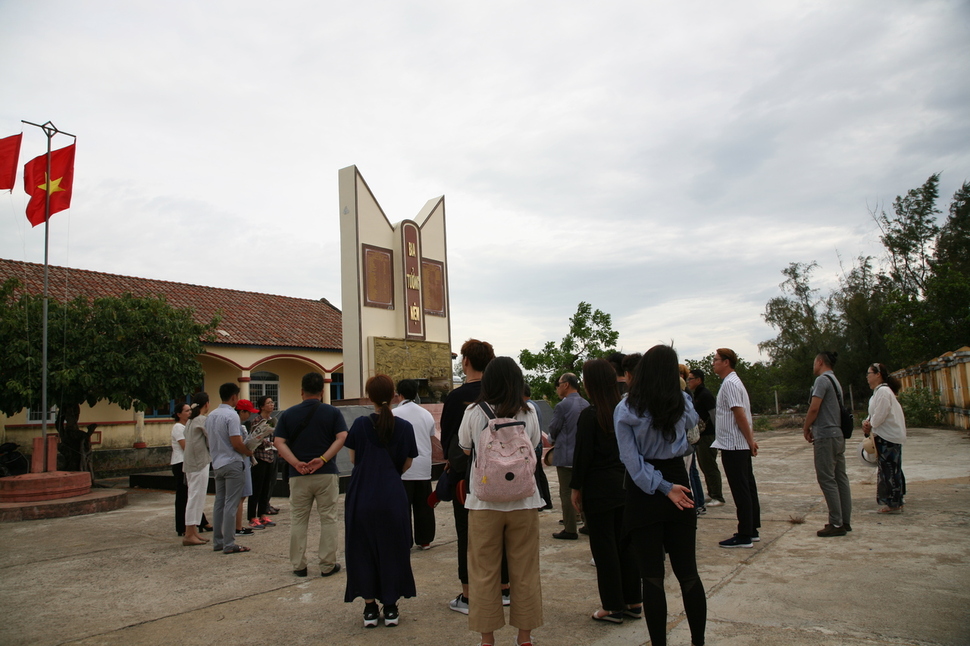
[169,341,907,646]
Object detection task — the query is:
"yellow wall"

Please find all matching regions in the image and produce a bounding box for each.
[2,343,343,453]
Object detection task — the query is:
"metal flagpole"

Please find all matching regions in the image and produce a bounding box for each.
[22,120,76,473]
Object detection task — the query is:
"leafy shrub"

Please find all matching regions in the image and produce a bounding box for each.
[896,384,945,427]
[753,416,773,433]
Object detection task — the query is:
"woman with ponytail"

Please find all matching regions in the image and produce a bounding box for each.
[182,392,212,546]
[344,374,418,628]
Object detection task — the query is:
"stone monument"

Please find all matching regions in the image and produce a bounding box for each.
[338,166,452,402]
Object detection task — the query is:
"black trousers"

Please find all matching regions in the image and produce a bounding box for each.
[402,479,436,546]
[248,458,276,520]
[629,519,706,646]
[584,503,641,611]
[172,462,187,534]
[720,449,761,538]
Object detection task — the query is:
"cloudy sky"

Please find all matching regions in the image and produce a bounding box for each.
[2,1,968,366]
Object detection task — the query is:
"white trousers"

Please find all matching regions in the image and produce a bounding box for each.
[185,465,209,526]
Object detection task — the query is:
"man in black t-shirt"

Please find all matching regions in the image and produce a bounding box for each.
[440,339,494,614]
[688,369,724,506]
[274,372,348,577]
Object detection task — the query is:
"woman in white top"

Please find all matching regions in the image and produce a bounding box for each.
[458,357,542,646]
[171,403,191,536]
[862,363,906,513]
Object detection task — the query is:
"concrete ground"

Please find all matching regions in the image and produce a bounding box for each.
[1,426,967,646]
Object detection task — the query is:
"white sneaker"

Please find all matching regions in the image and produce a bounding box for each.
[707,499,725,507]
[449,594,469,614]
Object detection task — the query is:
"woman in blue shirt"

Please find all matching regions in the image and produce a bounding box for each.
[614,344,706,646]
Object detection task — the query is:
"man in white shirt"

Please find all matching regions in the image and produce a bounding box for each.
[393,379,437,549]
[711,348,761,549]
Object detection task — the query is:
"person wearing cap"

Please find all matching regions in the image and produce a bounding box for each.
[206,382,254,554]
[233,398,262,534]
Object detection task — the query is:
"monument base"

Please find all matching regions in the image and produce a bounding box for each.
[0,471,92,502]
[0,471,127,522]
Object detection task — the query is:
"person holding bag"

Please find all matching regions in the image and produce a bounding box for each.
[458,357,543,646]
[862,363,907,513]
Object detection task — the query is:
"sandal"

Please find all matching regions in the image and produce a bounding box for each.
[591,609,623,623]
[223,545,251,554]
[623,605,642,619]
[182,538,206,546]
[879,506,903,514]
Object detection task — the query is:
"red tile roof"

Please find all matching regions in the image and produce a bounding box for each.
[0,258,343,351]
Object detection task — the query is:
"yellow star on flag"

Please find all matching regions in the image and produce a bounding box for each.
[37,172,66,195]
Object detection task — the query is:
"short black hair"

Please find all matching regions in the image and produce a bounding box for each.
[689,368,705,383]
[396,379,419,401]
[301,372,324,395]
[219,382,240,402]
[606,351,626,377]
[621,353,642,374]
[817,351,838,368]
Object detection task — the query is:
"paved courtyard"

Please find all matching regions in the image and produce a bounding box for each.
[1,426,968,646]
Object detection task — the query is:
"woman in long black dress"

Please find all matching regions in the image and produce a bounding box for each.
[344,374,418,628]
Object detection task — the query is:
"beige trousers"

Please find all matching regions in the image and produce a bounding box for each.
[288,473,340,572]
[468,508,543,633]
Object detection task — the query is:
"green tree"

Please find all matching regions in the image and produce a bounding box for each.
[1,278,219,469]
[935,180,970,276]
[519,301,619,402]
[759,262,840,398]
[874,173,942,298]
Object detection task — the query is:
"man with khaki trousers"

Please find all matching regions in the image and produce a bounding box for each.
[274,372,348,576]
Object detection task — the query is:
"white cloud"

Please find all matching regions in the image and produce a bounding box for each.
[1,0,968,370]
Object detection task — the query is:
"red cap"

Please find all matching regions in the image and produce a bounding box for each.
[235,399,259,414]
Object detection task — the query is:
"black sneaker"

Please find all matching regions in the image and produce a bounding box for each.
[552,530,579,540]
[719,534,753,548]
[363,602,380,628]
[234,527,254,536]
[383,604,399,627]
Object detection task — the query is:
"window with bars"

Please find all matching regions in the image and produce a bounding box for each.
[27,406,58,423]
[250,371,281,408]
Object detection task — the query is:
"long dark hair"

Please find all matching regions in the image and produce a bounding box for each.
[366,374,396,445]
[871,363,901,394]
[478,356,529,418]
[189,392,209,420]
[627,345,684,442]
[582,359,621,434]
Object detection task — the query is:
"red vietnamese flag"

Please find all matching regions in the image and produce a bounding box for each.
[0,133,22,191]
[23,142,76,227]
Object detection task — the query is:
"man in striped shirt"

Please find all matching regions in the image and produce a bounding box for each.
[710,348,761,548]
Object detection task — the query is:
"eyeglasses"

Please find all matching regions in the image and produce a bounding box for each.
[866,370,877,375]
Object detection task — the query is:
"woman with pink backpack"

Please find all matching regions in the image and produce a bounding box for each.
[458,356,544,646]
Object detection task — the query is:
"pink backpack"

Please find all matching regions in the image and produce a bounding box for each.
[472,402,537,502]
